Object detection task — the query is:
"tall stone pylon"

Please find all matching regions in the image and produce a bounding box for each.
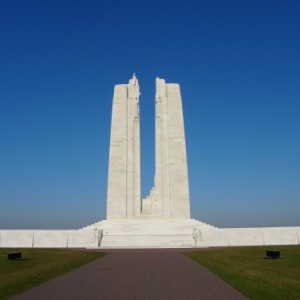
[152,78,190,218]
[107,74,141,219]
[107,75,190,219]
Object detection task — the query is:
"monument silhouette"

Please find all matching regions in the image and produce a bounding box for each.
[0,76,299,248]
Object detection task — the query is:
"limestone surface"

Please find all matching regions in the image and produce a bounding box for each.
[107,75,190,219]
[1,224,299,248]
[106,74,141,219]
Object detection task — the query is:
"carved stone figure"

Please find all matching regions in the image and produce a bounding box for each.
[94,228,104,247]
[97,229,103,247]
[192,227,203,247]
[93,227,98,243]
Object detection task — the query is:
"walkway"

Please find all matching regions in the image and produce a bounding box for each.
[13,249,249,300]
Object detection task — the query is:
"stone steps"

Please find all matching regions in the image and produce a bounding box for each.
[99,237,196,248]
[80,219,217,232]
[79,219,214,248]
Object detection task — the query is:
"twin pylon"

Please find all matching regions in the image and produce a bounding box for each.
[107,75,190,219]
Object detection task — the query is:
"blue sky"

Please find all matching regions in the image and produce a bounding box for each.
[1,1,299,229]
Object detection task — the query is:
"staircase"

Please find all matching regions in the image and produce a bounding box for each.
[80,219,217,248]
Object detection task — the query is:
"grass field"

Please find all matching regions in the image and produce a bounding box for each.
[0,248,107,300]
[185,245,300,300]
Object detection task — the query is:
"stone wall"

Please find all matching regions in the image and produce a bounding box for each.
[1,222,299,248]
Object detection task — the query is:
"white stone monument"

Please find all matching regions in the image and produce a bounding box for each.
[1,75,299,249]
[107,75,190,219]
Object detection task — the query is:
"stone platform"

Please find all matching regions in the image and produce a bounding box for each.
[1,219,299,249]
[83,219,214,248]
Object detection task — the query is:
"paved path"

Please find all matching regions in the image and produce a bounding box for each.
[13,249,248,300]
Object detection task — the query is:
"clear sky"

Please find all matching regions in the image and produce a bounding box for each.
[1,1,299,229]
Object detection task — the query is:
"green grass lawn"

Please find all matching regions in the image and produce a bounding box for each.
[0,248,107,300]
[185,245,300,300]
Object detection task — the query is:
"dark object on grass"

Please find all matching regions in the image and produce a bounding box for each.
[266,250,280,259]
[8,252,21,260]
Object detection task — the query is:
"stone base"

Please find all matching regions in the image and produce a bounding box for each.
[1,219,299,248]
[81,219,212,248]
